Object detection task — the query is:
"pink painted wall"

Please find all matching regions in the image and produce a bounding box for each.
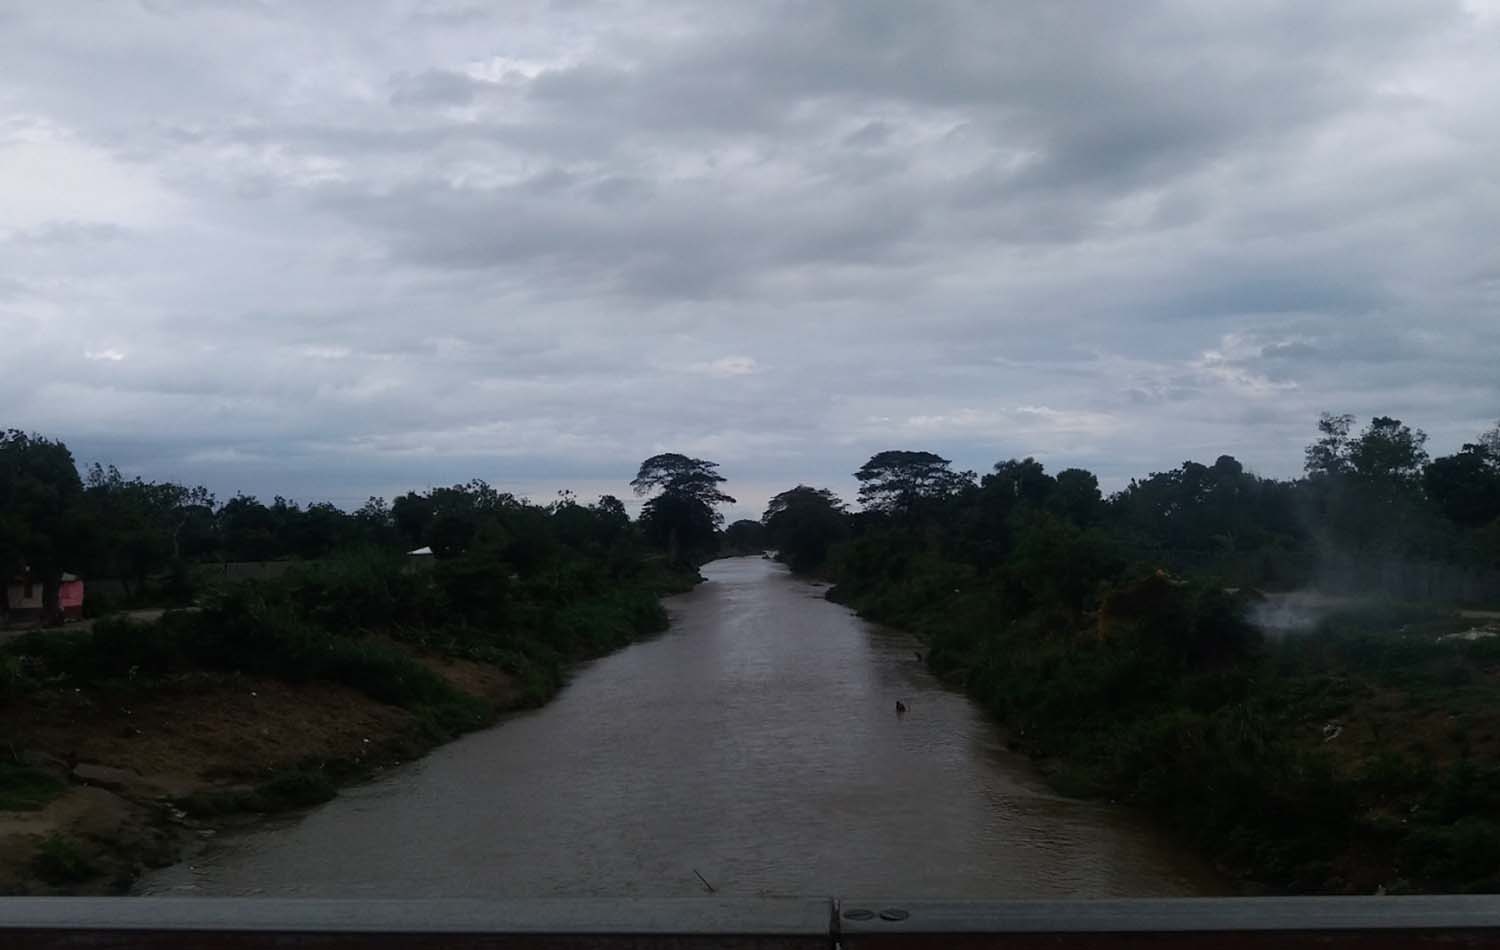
[60,579,84,614]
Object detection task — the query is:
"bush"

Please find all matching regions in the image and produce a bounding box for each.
[2,631,108,693]
[31,834,98,885]
[282,551,441,631]
[89,617,181,676]
[177,768,338,816]
[249,769,337,810]
[0,654,32,704]
[8,587,491,727]
[82,592,118,618]
[0,763,66,810]
[1401,818,1500,890]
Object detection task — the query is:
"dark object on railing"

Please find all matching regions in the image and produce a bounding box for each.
[4,896,1500,949]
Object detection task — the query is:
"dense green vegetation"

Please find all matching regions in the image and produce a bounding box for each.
[2,472,705,708]
[766,414,1500,893]
[30,834,98,885]
[0,434,736,621]
[0,441,721,861]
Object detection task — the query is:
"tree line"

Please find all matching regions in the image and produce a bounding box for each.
[0,433,739,621]
[755,413,1500,893]
[761,414,1500,599]
[5,414,1497,620]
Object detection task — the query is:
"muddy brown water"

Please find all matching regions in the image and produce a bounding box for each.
[140,556,1223,898]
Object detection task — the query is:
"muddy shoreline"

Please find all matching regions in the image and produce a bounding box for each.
[0,652,522,895]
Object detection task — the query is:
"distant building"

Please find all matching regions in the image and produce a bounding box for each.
[405,546,435,573]
[4,570,85,620]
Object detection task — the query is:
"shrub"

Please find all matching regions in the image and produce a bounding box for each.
[31,834,98,885]
[249,769,337,810]
[89,616,181,676]
[0,763,66,811]
[0,654,32,704]
[282,551,441,631]
[1401,818,1500,890]
[177,768,339,816]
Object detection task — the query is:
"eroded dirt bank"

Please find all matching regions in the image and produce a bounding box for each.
[0,652,518,894]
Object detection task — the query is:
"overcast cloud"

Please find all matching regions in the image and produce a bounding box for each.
[3,0,1498,518]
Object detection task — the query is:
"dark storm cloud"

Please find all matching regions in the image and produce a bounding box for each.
[1,0,1497,516]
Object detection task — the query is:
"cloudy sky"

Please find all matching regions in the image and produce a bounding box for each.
[3,1,1498,519]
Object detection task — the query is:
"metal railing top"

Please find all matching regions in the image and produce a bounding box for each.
[4,896,1500,947]
[0,897,830,934]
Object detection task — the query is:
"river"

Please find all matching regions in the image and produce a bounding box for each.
[140,556,1222,898]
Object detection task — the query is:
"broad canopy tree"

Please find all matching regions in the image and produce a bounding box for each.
[1424,441,1500,529]
[1306,413,1430,485]
[631,453,734,564]
[854,450,973,515]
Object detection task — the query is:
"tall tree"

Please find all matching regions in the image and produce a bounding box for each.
[1347,416,1429,485]
[1424,443,1500,528]
[391,491,435,550]
[0,431,85,621]
[1049,467,1105,526]
[762,485,847,572]
[632,454,734,564]
[218,494,278,561]
[1304,412,1355,479]
[1307,413,1429,486]
[722,519,768,554]
[854,450,972,514]
[630,454,734,511]
[1477,421,1500,462]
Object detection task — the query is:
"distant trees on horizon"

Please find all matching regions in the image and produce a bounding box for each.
[3,413,1498,620]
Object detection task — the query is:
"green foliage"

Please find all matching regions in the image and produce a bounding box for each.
[0,430,85,619]
[251,769,338,810]
[1006,511,1122,615]
[721,519,767,555]
[784,417,1500,893]
[629,455,735,565]
[280,550,440,630]
[0,653,31,704]
[0,763,66,811]
[1401,818,1500,892]
[176,767,338,816]
[854,450,972,515]
[5,493,689,749]
[31,834,98,885]
[5,587,488,730]
[631,454,734,510]
[762,485,847,572]
[1425,443,1500,528]
[638,488,721,565]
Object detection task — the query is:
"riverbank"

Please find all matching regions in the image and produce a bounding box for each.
[824,573,1500,895]
[0,555,699,895]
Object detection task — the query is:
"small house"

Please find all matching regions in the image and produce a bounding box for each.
[4,570,85,620]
